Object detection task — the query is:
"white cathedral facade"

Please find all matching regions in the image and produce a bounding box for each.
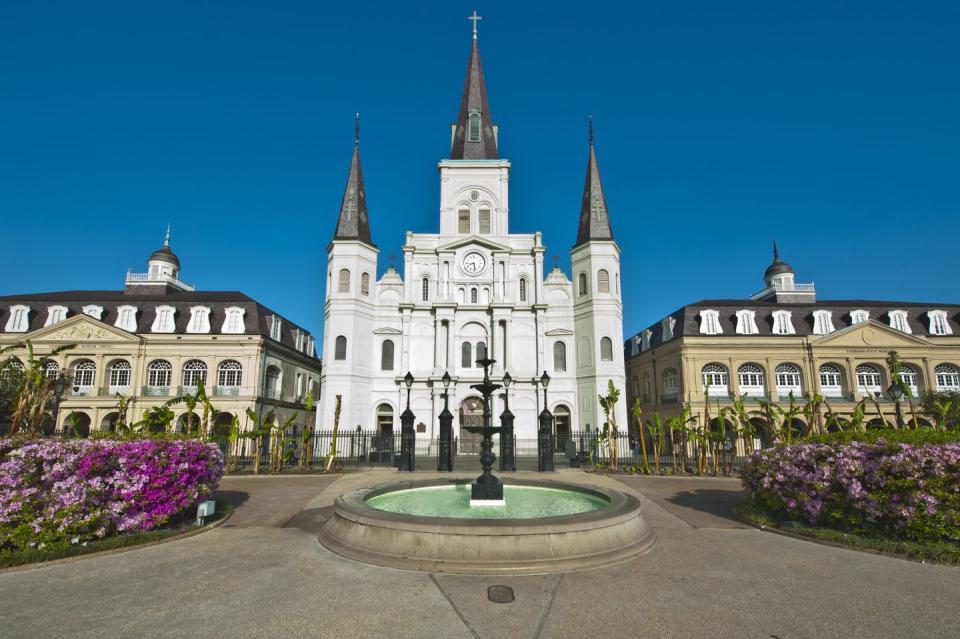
[317,33,626,446]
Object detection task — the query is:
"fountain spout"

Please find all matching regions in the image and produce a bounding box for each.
[463,358,504,504]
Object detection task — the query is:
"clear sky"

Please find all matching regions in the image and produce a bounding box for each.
[2,1,958,350]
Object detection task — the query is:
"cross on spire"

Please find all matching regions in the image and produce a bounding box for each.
[354,112,360,145]
[588,115,594,146]
[468,10,482,39]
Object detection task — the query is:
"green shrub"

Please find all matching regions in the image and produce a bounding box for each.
[802,428,960,447]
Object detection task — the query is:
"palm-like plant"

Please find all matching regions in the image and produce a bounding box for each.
[4,341,76,436]
[299,389,316,470]
[644,410,667,474]
[629,397,650,474]
[598,380,621,470]
[244,408,274,474]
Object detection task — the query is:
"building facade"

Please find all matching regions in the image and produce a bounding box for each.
[0,231,321,435]
[625,244,960,436]
[317,33,627,445]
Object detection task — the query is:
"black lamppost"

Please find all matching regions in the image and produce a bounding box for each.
[888,379,906,430]
[499,371,515,472]
[538,370,554,471]
[462,358,503,502]
[399,371,416,471]
[438,371,453,471]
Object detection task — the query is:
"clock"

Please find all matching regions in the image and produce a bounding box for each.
[463,252,486,275]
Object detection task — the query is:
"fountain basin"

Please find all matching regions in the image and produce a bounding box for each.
[318,478,656,574]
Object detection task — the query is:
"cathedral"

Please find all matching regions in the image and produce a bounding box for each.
[317,30,627,445]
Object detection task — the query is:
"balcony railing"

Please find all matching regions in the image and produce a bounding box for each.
[125,271,195,292]
[99,386,131,397]
[70,386,95,397]
[213,386,240,397]
[142,385,171,397]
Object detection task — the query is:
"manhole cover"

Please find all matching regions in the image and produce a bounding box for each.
[487,585,514,603]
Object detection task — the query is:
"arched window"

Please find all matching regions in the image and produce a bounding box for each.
[812,310,834,335]
[147,360,172,392]
[775,363,802,395]
[519,278,527,302]
[738,363,765,396]
[334,336,347,360]
[470,288,478,304]
[458,207,470,233]
[72,360,96,391]
[468,111,482,142]
[855,364,883,394]
[819,365,843,397]
[360,273,370,296]
[108,361,131,391]
[338,269,350,293]
[643,372,651,399]
[222,306,245,334]
[43,360,60,379]
[600,337,613,361]
[476,341,487,361]
[264,365,281,397]
[934,364,960,391]
[381,340,395,370]
[598,269,610,293]
[182,360,207,388]
[701,363,728,396]
[553,341,566,372]
[217,360,242,388]
[898,365,919,396]
[663,368,679,398]
[578,273,588,297]
[421,277,429,302]
[461,342,472,368]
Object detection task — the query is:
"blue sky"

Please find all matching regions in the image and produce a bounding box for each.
[2,1,958,349]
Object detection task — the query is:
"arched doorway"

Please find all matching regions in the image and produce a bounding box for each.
[459,397,484,454]
[212,412,234,437]
[554,405,572,452]
[100,412,121,432]
[64,411,91,437]
[178,411,200,434]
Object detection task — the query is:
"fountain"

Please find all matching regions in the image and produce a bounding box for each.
[318,360,655,574]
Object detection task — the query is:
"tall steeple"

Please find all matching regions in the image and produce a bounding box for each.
[333,114,375,247]
[450,17,498,160]
[574,118,615,246]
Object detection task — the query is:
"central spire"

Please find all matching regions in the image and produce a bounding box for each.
[333,114,374,247]
[450,28,498,160]
[575,117,615,247]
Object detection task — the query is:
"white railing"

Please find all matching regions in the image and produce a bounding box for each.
[125,272,195,291]
[750,282,816,299]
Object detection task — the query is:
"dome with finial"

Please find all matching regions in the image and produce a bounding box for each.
[763,240,793,280]
[148,225,180,268]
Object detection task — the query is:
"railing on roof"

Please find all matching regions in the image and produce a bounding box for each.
[750,282,815,299]
[125,271,195,292]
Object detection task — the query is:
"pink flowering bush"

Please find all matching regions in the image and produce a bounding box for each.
[0,438,223,552]
[741,439,960,542]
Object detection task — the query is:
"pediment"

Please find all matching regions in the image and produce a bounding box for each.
[436,236,513,253]
[25,314,140,343]
[373,327,403,335]
[544,328,574,336]
[813,320,930,347]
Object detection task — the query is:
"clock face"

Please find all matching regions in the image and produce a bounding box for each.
[463,252,486,275]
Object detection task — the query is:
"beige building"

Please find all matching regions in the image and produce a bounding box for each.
[0,230,321,436]
[625,244,960,440]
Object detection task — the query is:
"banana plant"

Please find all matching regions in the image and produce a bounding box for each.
[630,398,650,474]
[244,408,274,474]
[644,411,667,474]
[4,340,76,436]
[300,389,315,470]
[598,380,622,470]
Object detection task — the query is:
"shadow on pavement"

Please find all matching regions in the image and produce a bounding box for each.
[214,490,250,511]
[665,489,743,524]
[284,506,335,533]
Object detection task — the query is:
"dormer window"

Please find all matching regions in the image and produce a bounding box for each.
[735,310,758,335]
[812,310,834,335]
[5,305,30,332]
[151,305,176,333]
[889,310,910,334]
[186,306,211,334]
[929,310,952,335]
[468,111,482,142]
[641,329,652,351]
[662,316,676,341]
[307,336,315,357]
[82,305,103,320]
[222,306,245,334]
[45,305,68,327]
[294,329,305,351]
[851,309,869,325]
[772,310,795,335]
[699,310,721,335]
[115,305,138,332]
[270,315,282,341]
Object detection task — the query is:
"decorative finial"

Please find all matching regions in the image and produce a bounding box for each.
[469,10,482,39]
[773,239,780,261]
[389,254,396,269]
[164,224,171,247]
[354,112,360,145]
[588,115,594,146]
[553,255,560,270]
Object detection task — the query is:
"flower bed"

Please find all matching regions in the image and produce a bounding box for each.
[741,439,960,542]
[0,438,223,552]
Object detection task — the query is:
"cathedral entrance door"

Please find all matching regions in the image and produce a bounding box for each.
[458,397,484,454]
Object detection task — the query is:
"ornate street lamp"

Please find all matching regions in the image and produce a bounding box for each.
[399,372,416,471]
[538,370,554,471]
[499,372,515,472]
[438,371,454,471]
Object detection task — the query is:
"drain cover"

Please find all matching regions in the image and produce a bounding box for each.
[487,585,514,603]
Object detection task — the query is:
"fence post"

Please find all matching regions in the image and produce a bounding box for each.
[537,407,555,472]
[499,404,515,472]
[438,396,454,472]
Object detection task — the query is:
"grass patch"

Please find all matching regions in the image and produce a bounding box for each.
[0,503,231,570]
[735,500,960,565]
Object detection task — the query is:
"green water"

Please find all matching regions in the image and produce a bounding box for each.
[365,484,608,519]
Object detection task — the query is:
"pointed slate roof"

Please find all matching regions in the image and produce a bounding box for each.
[450,39,498,160]
[333,118,374,247]
[575,120,615,246]
[764,240,794,279]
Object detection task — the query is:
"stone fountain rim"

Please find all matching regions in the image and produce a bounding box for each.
[334,477,638,535]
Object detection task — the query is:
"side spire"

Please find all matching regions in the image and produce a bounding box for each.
[450,25,498,160]
[575,118,615,246]
[163,224,171,247]
[333,115,374,247]
[773,239,780,261]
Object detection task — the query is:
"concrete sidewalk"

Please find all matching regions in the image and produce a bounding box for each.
[1,470,958,639]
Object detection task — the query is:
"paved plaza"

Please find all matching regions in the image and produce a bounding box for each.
[1,470,958,638]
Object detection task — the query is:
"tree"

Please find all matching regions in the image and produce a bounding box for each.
[324,395,342,473]
[3,341,75,436]
[630,398,650,474]
[244,409,274,474]
[598,380,622,470]
[644,410,667,474]
[299,389,316,470]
